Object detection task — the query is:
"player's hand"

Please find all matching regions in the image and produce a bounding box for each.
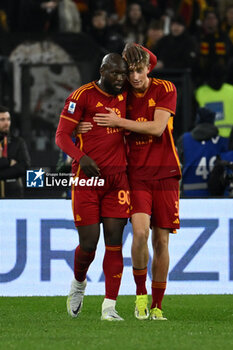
[75,122,93,134]
[10,159,17,166]
[79,155,100,178]
[122,43,143,69]
[94,107,121,127]
[65,156,72,165]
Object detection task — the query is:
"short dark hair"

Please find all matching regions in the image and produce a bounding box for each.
[195,107,216,125]
[148,20,163,31]
[0,106,10,113]
[171,15,186,27]
[203,8,219,20]
[92,10,107,19]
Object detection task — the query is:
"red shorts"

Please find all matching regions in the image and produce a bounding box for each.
[72,171,130,226]
[130,177,180,232]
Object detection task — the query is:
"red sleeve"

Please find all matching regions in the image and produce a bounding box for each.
[136,44,157,72]
[55,92,86,162]
[156,82,177,115]
[61,92,85,123]
[55,118,85,163]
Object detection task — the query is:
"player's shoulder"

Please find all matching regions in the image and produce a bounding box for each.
[195,84,207,93]
[151,77,176,93]
[219,135,230,145]
[69,82,95,101]
[223,83,233,91]
[182,132,192,141]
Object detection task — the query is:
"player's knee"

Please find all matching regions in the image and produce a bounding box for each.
[104,232,123,246]
[153,235,168,254]
[78,227,100,252]
[133,228,149,246]
[79,239,98,252]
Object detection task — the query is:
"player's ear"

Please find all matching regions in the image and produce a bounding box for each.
[100,63,107,75]
[147,64,151,73]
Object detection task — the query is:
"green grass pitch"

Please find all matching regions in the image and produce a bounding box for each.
[1,295,233,350]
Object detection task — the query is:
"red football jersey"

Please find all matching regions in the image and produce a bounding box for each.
[58,81,127,176]
[126,78,181,180]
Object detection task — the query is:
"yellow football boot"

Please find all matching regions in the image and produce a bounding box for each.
[134,295,149,320]
[150,307,167,320]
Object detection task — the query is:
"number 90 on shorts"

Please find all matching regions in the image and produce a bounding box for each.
[118,190,130,205]
[72,172,130,226]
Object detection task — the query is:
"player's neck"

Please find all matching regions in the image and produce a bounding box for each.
[95,80,111,95]
[96,79,105,92]
[95,79,120,96]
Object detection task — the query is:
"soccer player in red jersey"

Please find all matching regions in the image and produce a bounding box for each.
[94,46,181,321]
[55,53,130,321]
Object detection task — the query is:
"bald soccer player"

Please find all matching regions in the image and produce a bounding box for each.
[56,53,130,321]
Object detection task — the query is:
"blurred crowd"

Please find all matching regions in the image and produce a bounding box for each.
[1,0,233,86]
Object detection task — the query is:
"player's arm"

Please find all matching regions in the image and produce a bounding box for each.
[56,118,100,177]
[56,97,100,177]
[94,82,176,136]
[94,107,170,137]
